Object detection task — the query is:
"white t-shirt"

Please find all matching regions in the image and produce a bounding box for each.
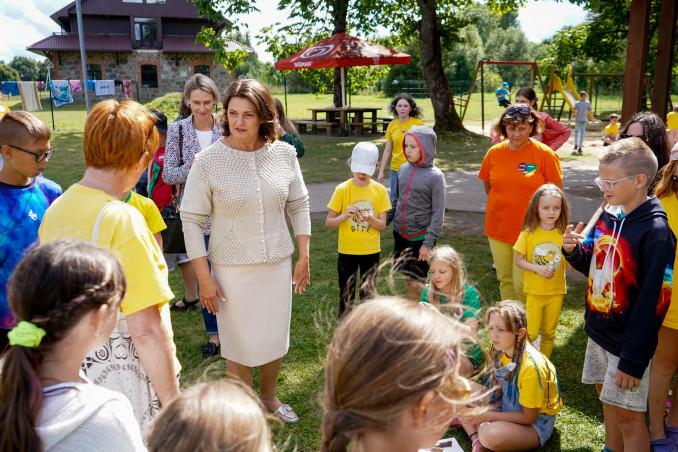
[37,380,146,452]
[195,130,213,150]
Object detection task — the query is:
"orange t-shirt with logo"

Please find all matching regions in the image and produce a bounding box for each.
[478,139,563,243]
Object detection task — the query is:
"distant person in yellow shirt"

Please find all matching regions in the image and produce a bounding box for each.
[603,113,620,146]
[377,93,424,203]
[667,105,678,148]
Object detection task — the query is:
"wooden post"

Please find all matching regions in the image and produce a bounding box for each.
[622,0,651,122]
[651,0,677,120]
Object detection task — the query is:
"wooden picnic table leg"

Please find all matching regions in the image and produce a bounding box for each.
[340,111,347,136]
[370,110,377,134]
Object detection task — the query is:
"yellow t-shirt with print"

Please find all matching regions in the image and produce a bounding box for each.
[386,117,424,171]
[39,184,174,316]
[125,191,167,235]
[604,122,620,137]
[500,343,562,416]
[659,195,678,329]
[327,178,392,255]
[513,226,566,295]
[667,111,678,130]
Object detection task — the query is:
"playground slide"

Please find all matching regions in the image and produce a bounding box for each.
[546,72,595,121]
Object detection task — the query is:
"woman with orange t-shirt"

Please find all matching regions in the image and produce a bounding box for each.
[479,104,563,300]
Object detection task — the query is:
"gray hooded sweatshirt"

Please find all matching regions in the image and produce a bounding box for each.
[389,126,446,248]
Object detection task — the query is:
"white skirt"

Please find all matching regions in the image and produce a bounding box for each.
[213,257,292,367]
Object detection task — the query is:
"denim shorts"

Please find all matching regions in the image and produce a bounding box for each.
[581,337,650,412]
[533,413,556,446]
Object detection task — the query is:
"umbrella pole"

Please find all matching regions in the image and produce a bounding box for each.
[284,74,288,113]
[341,67,346,107]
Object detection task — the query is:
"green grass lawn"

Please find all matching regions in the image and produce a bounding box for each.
[38,92,610,451]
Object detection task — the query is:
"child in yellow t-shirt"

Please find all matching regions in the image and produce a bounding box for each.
[377,93,424,202]
[668,105,678,147]
[465,300,562,452]
[125,190,166,248]
[513,184,569,359]
[326,142,391,317]
[603,113,620,146]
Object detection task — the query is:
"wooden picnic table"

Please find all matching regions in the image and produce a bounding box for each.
[309,106,382,134]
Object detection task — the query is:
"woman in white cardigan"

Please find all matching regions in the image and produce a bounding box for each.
[181,79,311,423]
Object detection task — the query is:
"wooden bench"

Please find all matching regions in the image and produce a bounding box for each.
[293,120,335,136]
[377,118,392,134]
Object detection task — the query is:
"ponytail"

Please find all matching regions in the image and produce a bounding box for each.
[0,347,44,451]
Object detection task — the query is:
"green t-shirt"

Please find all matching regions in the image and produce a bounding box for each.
[420,283,483,367]
[420,283,481,320]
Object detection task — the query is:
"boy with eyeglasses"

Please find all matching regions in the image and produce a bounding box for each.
[0,111,61,352]
[563,137,675,452]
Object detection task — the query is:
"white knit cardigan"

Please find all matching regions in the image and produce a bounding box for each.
[180,139,311,265]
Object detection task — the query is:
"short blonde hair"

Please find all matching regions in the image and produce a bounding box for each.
[83,99,158,170]
[600,137,658,189]
[0,111,51,147]
[182,73,220,111]
[147,380,273,452]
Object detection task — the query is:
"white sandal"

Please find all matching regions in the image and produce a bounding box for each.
[272,404,299,424]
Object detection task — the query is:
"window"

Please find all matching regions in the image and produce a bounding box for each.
[140,65,158,88]
[86,64,102,81]
[134,18,158,48]
[194,65,210,77]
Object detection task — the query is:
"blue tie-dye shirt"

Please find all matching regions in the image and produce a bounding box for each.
[0,176,61,329]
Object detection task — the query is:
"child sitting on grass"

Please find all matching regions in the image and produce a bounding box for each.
[464,300,562,452]
[420,245,482,376]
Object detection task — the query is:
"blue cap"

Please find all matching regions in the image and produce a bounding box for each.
[502,81,509,87]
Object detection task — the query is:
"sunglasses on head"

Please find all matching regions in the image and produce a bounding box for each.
[503,104,533,123]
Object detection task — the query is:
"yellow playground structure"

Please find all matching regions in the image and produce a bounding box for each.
[541,70,595,122]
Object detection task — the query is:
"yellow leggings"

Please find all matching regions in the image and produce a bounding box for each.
[488,237,524,301]
[526,293,564,359]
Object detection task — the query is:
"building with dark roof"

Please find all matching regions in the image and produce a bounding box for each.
[27,0,250,100]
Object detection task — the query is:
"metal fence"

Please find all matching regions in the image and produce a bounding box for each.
[3,80,140,131]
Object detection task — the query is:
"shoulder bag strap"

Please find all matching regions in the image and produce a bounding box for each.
[92,202,116,245]
[171,124,184,204]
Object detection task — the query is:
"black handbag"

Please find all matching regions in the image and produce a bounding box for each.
[161,124,187,254]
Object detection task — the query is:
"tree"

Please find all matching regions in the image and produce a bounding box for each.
[0,64,20,82]
[193,0,525,133]
[9,56,40,81]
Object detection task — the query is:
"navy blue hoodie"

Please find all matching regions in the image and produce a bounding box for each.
[565,197,674,378]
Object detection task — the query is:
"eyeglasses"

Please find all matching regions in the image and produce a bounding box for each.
[503,104,534,123]
[594,175,637,191]
[619,133,648,143]
[6,144,55,163]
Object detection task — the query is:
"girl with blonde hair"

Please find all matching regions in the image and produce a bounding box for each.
[466,300,562,452]
[513,184,569,359]
[322,296,479,452]
[420,245,483,376]
[147,379,273,452]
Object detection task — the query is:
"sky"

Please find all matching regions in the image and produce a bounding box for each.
[0,0,587,64]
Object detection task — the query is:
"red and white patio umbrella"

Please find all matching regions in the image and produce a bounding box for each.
[274,33,411,107]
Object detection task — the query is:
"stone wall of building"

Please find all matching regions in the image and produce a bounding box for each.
[51,50,232,101]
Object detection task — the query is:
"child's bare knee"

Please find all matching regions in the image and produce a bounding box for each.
[477,422,501,449]
[610,406,644,427]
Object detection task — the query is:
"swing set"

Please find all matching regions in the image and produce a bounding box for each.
[454,60,548,131]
